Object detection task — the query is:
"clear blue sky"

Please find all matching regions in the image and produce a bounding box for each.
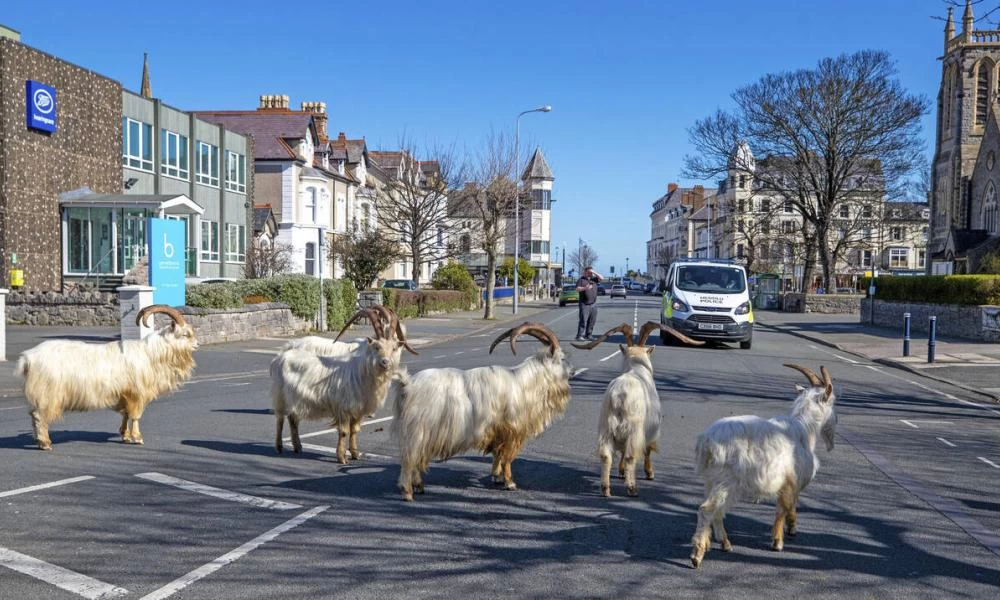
[4,0,949,276]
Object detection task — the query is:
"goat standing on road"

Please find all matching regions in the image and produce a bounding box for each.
[689,364,838,568]
[573,321,703,496]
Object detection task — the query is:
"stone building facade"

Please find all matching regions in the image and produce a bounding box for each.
[0,37,121,291]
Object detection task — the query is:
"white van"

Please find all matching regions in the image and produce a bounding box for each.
[660,259,753,349]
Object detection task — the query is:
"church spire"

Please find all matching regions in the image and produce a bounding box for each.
[963,0,974,40]
[945,7,955,48]
[140,52,152,98]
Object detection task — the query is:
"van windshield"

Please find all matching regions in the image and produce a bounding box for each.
[675,265,747,294]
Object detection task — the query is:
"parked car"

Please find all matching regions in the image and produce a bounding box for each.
[597,284,607,296]
[382,279,418,291]
[630,282,645,291]
[609,284,627,299]
[559,284,580,307]
[644,283,655,294]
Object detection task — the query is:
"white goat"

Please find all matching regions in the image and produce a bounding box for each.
[392,322,573,501]
[15,305,198,450]
[280,305,417,357]
[271,311,406,464]
[689,364,838,568]
[573,321,703,496]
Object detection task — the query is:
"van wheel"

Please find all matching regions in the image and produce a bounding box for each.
[740,338,752,350]
[559,301,565,307]
[660,330,674,346]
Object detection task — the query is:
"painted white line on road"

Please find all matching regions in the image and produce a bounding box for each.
[139,505,328,600]
[599,351,618,362]
[433,354,447,359]
[900,420,919,429]
[454,351,465,356]
[224,382,252,387]
[572,368,589,379]
[300,443,391,460]
[0,406,21,411]
[289,416,394,441]
[867,364,1000,417]
[633,300,639,331]
[544,310,575,327]
[135,472,301,511]
[0,546,129,599]
[807,344,859,364]
[937,437,957,448]
[190,370,269,383]
[241,349,279,355]
[0,475,95,499]
[471,333,490,337]
[978,457,1000,469]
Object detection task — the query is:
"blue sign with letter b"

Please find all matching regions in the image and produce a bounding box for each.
[148,218,187,306]
[26,80,57,133]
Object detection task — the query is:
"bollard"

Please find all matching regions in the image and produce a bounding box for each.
[928,316,937,364]
[903,312,911,357]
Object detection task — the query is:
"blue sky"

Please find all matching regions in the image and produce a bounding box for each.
[4,0,951,275]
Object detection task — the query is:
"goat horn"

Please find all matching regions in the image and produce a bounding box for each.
[136,305,186,328]
[784,363,822,387]
[636,321,705,346]
[375,305,419,356]
[369,304,395,338]
[335,308,383,342]
[489,322,557,355]
[821,365,833,391]
[572,323,634,350]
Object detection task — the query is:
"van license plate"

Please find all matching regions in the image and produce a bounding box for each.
[697,323,724,331]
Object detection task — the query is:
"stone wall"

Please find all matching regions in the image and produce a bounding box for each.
[0,38,122,291]
[783,293,863,314]
[5,289,119,326]
[861,299,1000,342]
[177,302,311,345]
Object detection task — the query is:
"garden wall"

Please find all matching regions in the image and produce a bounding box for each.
[5,289,119,326]
[861,299,1000,342]
[177,302,311,345]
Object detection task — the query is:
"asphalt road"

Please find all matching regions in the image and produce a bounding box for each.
[1,293,999,599]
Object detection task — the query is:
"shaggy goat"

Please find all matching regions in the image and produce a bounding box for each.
[281,305,417,357]
[392,322,573,501]
[15,305,198,450]
[573,321,702,496]
[271,311,406,463]
[689,364,838,568]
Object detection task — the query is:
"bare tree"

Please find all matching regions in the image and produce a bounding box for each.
[333,224,401,293]
[370,140,465,285]
[244,241,294,279]
[457,131,525,319]
[684,50,927,290]
[568,244,599,276]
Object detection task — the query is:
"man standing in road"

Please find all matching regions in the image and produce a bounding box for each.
[575,266,603,341]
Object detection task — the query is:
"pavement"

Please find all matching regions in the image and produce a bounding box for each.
[755,310,1000,402]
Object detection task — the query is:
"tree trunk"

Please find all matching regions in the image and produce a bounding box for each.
[816,228,834,291]
[800,239,817,293]
[410,244,421,286]
[484,251,497,320]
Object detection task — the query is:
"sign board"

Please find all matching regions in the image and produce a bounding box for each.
[25,80,56,133]
[147,218,186,306]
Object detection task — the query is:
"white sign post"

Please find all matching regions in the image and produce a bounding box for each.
[118,285,155,341]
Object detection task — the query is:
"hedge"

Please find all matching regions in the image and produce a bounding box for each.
[185,275,357,330]
[382,289,473,318]
[859,275,1000,305]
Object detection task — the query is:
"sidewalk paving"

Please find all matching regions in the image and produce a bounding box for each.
[755,311,1000,402]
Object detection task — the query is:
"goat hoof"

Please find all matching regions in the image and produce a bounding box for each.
[645,473,654,481]
[275,446,283,455]
[414,484,425,494]
[350,453,361,460]
[601,485,611,497]
[721,540,733,552]
[401,494,414,502]
[690,556,701,569]
[771,540,784,552]
[787,527,797,537]
[38,444,53,451]
[492,474,503,484]
[627,486,638,497]
[503,482,517,491]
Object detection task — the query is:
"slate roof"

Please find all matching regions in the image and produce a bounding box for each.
[253,206,273,233]
[522,147,554,181]
[195,112,314,160]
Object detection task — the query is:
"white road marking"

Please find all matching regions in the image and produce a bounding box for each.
[454,351,465,356]
[937,437,957,448]
[633,300,639,331]
[544,310,575,326]
[135,472,301,511]
[241,349,279,355]
[0,475,95,499]
[139,505,328,600]
[300,443,391,460]
[868,365,1000,417]
[978,457,1000,469]
[0,546,129,599]
[471,333,490,337]
[0,406,22,411]
[807,344,859,364]
[599,351,619,362]
[224,382,252,387]
[287,416,394,441]
[900,420,919,429]
[572,368,589,378]
[433,354,447,359]
[190,370,269,384]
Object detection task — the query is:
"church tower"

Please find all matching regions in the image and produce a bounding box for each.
[931,1,1000,260]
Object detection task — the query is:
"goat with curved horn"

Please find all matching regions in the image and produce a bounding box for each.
[371,305,419,355]
[136,305,187,328]
[783,363,822,387]
[571,323,634,350]
[334,308,384,342]
[489,322,559,356]
[636,321,704,347]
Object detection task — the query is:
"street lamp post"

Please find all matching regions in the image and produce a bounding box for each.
[513,105,552,314]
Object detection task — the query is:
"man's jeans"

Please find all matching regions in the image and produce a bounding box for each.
[577,302,598,338]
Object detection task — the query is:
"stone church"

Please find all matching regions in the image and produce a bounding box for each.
[931,1,1000,273]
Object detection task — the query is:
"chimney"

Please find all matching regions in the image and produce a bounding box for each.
[258,94,290,111]
[301,101,328,143]
[667,182,679,194]
[337,132,346,142]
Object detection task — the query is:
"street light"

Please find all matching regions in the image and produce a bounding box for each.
[513,104,552,314]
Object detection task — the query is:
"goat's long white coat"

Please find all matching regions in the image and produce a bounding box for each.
[598,349,661,495]
[392,348,573,498]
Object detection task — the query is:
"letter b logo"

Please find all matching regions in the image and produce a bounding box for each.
[163,233,175,259]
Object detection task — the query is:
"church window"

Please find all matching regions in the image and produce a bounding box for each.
[984,182,998,234]
[976,60,993,126]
